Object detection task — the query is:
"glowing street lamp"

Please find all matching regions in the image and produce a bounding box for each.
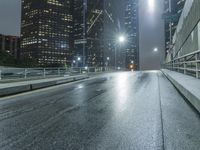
[118,35,126,43]
[148,0,155,13]
[77,57,81,61]
[154,48,158,52]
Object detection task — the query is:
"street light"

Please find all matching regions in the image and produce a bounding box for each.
[148,0,155,12]
[107,57,110,61]
[77,57,81,61]
[114,34,127,70]
[153,48,158,52]
[118,35,126,43]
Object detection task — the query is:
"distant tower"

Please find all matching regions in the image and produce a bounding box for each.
[20,0,73,66]
[124,0,140,70]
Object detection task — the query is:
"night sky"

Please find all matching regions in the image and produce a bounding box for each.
[0,0,21,36]
[0,0,164,70]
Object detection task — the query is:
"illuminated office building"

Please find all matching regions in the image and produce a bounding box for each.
[73,0,105,67]
[124,0,139,70]
[20,0,73,66]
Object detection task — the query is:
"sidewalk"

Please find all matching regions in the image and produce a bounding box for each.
[162,69,200,113]
[0,74,89,97]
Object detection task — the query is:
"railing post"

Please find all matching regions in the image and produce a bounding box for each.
[183,57,186,75]
[0,69,2,80]
[43,68,46,78]
[196,53,199,78]
[24,69,27,79]
[58,68,61,76]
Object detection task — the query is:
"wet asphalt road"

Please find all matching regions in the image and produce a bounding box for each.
[0,71,200,150]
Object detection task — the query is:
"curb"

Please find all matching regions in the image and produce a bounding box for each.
[161,69,200,113]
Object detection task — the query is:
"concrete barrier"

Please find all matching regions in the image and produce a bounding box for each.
[56,78,74,85]
[31,81,57,90]
[0,85,31,96]
[162,69,200,113]
[74,74,89,80]
[0,75,89,97]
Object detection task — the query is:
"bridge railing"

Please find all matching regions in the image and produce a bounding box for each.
[0,67,116,81]
[165,49,200,78]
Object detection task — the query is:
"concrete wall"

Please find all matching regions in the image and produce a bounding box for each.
[166,0,200,61]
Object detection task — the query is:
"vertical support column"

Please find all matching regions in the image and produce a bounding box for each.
[0,69,2,80]
[43,68,46,78]
[172,60,174,71]
[183,57,186,75]
[24,69,27,79]
[196,53,199,78]
[58,68,61,76]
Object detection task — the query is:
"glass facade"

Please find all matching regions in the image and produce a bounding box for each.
[86,0,104,67]
[73,0,105,67]
[124,0,139,70]
[21,0,73,66]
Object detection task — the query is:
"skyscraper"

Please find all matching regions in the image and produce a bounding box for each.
[103,0,116,67]
[73,0,86,67]
[124,0,139,70]
[164,0,186,55]
[86,0,104,67]
[20,0,73,67]
[73,0,105,67]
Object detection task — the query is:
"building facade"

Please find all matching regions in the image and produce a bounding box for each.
[72,0,88,67]
[86,0,104,67]
[72,0,105,67]
[124,0,139,70]
[20,0,73,67]
[0,34,20,59]
[164,0,186,55]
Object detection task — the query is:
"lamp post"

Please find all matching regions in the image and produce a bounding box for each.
[153,48,158,52]
[114,34,126,69]
[153,47,162,68]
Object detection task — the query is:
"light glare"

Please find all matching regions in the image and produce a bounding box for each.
[148,0,155,12]
[118,35,125,43]
[154,48,158,52]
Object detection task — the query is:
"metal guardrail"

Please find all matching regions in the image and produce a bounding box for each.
[165,50,200,78]
[0,67,116,81]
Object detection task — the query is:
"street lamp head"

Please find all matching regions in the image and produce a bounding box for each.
[148,0,155,13]
[118,35,126,43]
[107,57,110,61]
[77,57,81,61]
[73,60,76,63]
[153,48,158,52]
